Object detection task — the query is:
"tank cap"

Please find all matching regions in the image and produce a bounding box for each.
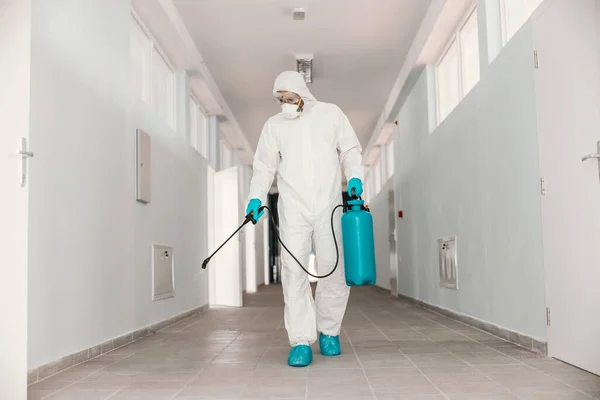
[347,199,364,206]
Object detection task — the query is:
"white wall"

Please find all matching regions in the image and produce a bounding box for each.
[27,0,209,369]
[370,178,394,290]
[394,21,546,340]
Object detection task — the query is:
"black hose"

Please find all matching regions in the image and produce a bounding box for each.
[202,204,346,279]
[260,205,344,279]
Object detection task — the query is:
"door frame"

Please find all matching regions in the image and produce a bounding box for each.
[388,188,398,296]
[0,0,32,397]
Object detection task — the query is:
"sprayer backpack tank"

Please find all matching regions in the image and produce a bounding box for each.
[202,196,377,287]
[341,198,376,286]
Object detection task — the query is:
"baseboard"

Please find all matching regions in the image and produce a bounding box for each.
[28,304,208,386]
[372,284,392,294]
[394,292,548,355]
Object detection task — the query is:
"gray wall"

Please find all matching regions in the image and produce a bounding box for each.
[394,21,546,341]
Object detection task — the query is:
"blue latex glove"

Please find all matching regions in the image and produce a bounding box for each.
[246,198,264,222]
[347,178,363,198]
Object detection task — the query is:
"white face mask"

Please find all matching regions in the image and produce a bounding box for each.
[281,103,301,119]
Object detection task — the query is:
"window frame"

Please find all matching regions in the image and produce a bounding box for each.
[435,5,480,125]
[188,94,209,158]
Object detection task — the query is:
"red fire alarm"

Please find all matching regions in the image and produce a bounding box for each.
[398,210,403,218]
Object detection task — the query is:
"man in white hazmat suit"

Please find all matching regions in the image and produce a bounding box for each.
[246,71,364,367]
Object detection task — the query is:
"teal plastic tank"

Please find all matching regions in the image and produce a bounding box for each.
[341,199,376,286]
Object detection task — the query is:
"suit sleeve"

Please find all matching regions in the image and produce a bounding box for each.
[336,106,364,182]
[248,122,279,204]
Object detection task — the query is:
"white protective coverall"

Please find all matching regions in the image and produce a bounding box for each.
[248,71,364,346]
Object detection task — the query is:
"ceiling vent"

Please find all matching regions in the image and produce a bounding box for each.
[296,53,313,84]
[293,8,305,20]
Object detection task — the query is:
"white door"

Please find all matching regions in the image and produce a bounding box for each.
[244,222,258,293]
[0,1,32,398]
[212,166,243,307]
[263,220,270,285]
[534,0,600,375]
[388,189,398,296]
[206,166,216,305]
[255,221,265,287]
[239,165,251,293]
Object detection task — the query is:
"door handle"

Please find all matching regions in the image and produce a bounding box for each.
[581,153,599,162]
[17,149,34,158]
[581,141,600,183]
[582,141,600,162]
[16,137,33,187]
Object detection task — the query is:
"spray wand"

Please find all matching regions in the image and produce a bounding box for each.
[201,207,265,270]
[202,204,345,279]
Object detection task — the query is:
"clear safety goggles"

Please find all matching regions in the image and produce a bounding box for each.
[274,92,300,105]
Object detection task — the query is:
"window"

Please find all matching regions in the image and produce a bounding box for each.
[500,0,543,45]
[130,15,177,130]
[386,140,395,180]
[189,99,198,149]
[363,167,371,203]
[152,48,176,129]
[220,140,232,169]
[436,8,480,124]
[189,96,209,158]
[198,111,207,157]
[437,41,460,122]
[130,18,150,104]
[373,160,382,195]
[460,10,480,95]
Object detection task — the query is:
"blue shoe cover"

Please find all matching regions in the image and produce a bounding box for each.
[319,333,341,356]
[287,345,312,367]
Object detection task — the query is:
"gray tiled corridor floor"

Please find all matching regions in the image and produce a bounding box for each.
[29,285,600,399]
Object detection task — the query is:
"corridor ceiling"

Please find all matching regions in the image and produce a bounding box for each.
[173,0,432,150]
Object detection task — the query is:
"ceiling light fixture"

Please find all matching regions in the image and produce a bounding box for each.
[296,53,313,84]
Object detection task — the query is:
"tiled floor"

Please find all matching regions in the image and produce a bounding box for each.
[29,285,600,399]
